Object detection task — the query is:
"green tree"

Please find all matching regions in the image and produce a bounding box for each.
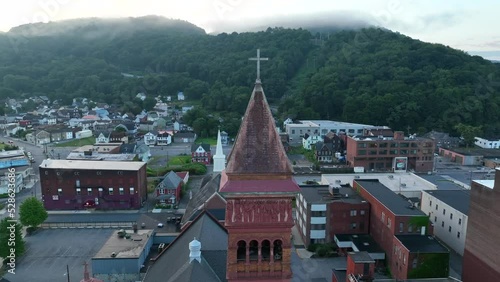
[454,123,482,148]
[19,197,48,228]
[0,218,25,264]
[142,96,157,111]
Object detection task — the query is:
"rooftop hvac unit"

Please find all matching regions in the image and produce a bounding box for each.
[388,175,394,179]
[354,176,360,179]
[335,179,341,183]
[400,183,406,187]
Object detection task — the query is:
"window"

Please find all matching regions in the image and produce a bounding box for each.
[435,204,438,210]
[381,212,386,223]
[459,218,462,225]
[108,188,114,195]
[360,210,365,215]
[291,130,295,134]
[119,188,124,195]
[350,210,357,216]
[399,222,404,233]
[429,200,432,207]
[57,188,62,196]
[76,188,81,195]
[311,211,326,217]
[76,180,80,187]
[388,218,392,228]
[87,188,92,195]
[249,240,259,261]
[450,213,453,220]
[262,240,271,261]
[130,187,135,194]
[351,223,357,229]
[273,240,283,261]
[441,221,444,227]
[449,226,452,232]
[457,232,461,238]
[434,216,437,222]
[98,188,103,192]
[237,240,246,261]
[443,209,446,215]
[408,224,413,232]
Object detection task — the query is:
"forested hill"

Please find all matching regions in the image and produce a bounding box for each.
[0,17,499,137]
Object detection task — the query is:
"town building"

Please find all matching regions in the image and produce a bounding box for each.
[295,184,369,248]
[39,159,147,210]
[437,147,485,166]
[285,120,372,145]
[353,179,449,280]
[462,169,500,282]
[423,130,461,152]
[155,171,183,205]
[191,143,211,164]
[346,131,435,173]
[474,136,500,149]
[92,229,154,282]
[302,133,322,150]
[420,189,470,255]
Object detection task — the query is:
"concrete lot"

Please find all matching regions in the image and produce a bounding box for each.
[3,229,113,282]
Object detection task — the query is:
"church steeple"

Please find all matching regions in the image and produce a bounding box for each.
[221,49,299,281]
[213,129,226,173]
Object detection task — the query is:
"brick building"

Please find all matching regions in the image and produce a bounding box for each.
[354,179,449,280]
[462,169,500,282]
[295,185,369,248]
[40,159,147,210]
[346,131,435,173]
[191,143,211,165]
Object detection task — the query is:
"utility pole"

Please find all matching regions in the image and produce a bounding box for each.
[66,264,70,282]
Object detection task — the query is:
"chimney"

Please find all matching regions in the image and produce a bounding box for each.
[394,131,404,140]
[189,237,201,263]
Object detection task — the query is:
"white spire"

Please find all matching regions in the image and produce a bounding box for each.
[213,130,226,173]
[189,237,201,263]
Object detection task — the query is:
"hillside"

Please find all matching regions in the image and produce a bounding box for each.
[0,17,499,137]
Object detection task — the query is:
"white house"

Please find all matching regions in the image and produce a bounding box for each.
[474,137,500,149]
[302,133,323,150]
[177,91,185,101]
[173,121,180,131]
[182,106,193,114]
[420,189,470,255]
[96,132,110,143]
[136,92,146,101]
[283,118,293,130]
[144,131,158,146]
[75,129,93,139]
[156,131,172,146]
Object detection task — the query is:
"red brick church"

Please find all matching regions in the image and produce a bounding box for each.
[143,50,299,282]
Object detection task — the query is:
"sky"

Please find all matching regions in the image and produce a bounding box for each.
[0,0,499,59]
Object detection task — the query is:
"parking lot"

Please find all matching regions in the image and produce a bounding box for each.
[3,229,113,282]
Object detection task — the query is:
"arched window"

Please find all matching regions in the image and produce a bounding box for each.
[261,240,271,261]
[237,240,246,261]
[249,240,258,261]
[273,240,283,261]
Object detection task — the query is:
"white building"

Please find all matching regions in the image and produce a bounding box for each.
[420,189,470,255]
[285,120,373,145]
[302,134,323,150]
[474,137,500,149]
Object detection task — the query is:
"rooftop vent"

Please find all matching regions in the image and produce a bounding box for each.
[189,237,201,263]
[400,183,406,187]
[388,175,394,179]
[354,176,360,179]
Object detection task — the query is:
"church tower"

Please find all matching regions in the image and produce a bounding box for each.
[220,49,299,281]
[213,129,226,173]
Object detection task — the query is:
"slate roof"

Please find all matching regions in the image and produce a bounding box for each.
[191,143,211,153]
[119,144,136,154]
[225,81,293,176]
[181,173,223,227]
[157,171,183,190]
[424,189,470,215]
[355,180,427,216]
[315,141,334,152]
[143,212,228,282]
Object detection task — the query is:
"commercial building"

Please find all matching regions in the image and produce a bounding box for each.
[354,179,449,280]
[462,169,500,282]
[285,120,372,145]
[92,229,154,282]
[295,185,369,247]
[346,131,435,173]
[420,189,470,255]
[40,159,147,210]
[474,137,500,149]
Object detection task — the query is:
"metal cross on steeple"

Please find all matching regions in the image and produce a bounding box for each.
[249,49,268,82]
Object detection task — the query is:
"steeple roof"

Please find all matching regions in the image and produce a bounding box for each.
[225,81,293,177]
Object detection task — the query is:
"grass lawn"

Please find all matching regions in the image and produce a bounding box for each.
[168,155,192,166]
[54,137,96,147]
[195,137,217,145]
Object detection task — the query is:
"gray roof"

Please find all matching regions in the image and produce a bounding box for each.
[157,171,183,190]
[395,235,449,253]
[424,189,470,215]
[181,173,222,227]
[300,185,366,204]
[191,143,211,153]
[143,212,228,282]
[356,180,426,216]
